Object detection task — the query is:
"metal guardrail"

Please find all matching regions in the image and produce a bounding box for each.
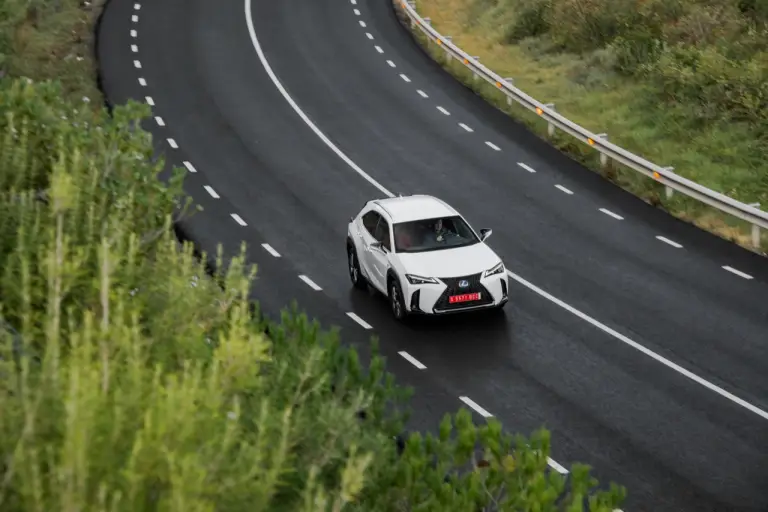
[395,0,768,249]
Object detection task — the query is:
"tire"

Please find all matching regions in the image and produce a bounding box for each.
[388,277,408,322]
[348,244,367,290]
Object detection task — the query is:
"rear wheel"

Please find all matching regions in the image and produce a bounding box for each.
[348,244,367,290]
[389,278,408,322]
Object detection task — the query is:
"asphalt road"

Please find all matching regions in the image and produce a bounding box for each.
[96,0,768,509]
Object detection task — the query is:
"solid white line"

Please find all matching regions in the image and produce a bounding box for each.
[353,8,360,14]
[131,44,138,53]
[346,312,372,330]
[398,351,427,370]
[133,60,142,69]
[203,185,219,199]
[505,269,768,421]
[656,236,683,249]
[599,208,624,220]
[183,161,197,173]
[145,96,154,106]
[400,74,411,83]
[167,138,178,149]
[722,266,753,280]
[244,0,393,198]
[517,162,536,173]
[359,20,366,27]
[437,106,450,115]
[231,213,247,226]
[485,141,501,151]
[459,123,473,132]
[155,116,165,126]
[244,0,768,425]
[261,243,281,257]
[138,78,146,86]
[298,274,323,291]
[459,396,493,418]
[131,14,138,22]
[375,45,383,53]
[386,60,396,68]
[130,29,137,37]
[555,184,573,195]
[417,89,428,98]
[366,32,374,40]
[547,457,569,474]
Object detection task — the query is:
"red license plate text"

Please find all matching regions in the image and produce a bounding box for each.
[449,292,481,304]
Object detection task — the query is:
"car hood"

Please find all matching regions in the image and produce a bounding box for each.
[396,243,502,278]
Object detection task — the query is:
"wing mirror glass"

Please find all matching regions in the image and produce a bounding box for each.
[480,228,493,241]
[369,241,383,251]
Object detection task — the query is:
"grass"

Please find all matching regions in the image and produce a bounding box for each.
[398,0,767,253]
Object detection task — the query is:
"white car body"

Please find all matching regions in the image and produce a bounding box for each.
[346,194,509,319]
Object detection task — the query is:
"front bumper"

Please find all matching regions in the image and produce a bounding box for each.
[404,271,508,315]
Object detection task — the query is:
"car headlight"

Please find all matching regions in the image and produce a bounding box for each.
[483,262,505,278]
[405,274,438,285]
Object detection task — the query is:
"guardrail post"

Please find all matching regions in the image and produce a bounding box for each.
[661,167,675,199]
[595,133,609,168]
[423,17,431,25]
[544,103,555,137]
[504,78,514,105]
[444,36,452,60]
[749,203,761,248]
[471,56,480,81]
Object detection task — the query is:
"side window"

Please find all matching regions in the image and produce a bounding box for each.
[361,211,380,237]
[374,218,392,251]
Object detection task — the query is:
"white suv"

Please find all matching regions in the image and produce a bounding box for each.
[346,194,509,321]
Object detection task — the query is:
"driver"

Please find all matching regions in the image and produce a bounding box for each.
[433,218,450,242]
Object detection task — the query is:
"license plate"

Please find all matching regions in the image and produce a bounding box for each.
[449,292,481,304]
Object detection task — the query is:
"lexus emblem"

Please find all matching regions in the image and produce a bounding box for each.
[458,279,469,288]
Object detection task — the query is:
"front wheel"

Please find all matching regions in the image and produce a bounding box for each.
[348,245,367,290]
[389,278,408,322]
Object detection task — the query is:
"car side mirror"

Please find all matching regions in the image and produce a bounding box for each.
[480,228,493,241]
[369,241,383,251]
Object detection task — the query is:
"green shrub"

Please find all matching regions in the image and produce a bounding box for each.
[503,0,552,43]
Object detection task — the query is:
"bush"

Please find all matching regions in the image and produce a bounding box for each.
[503,0,552,43]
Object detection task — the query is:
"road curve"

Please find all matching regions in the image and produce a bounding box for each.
[96,0,768,510]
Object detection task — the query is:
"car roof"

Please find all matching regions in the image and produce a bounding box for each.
[372,194,459,223]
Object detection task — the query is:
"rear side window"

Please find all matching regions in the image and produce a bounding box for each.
[362,211,380,237]
[374,218,392,251]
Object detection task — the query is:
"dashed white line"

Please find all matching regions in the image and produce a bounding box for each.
[134,3,141,9]
[417,89,428,98]
[138,78,147,86]
[436,106,450,115]
[459,396,493,418]
[231,213,247,226]
[166,138,178,149]
[722,266,753,280]
[386,59,396,68]
[485,141,501,151]
[359,20,366,27]
[183,161,197,173]
[131,44,138,53]
[155,116,165,126]
[398,351,427,370]
[131,14,139,22]
[547,457,569,474]
[599,208,624,220]
[375,45,383,53]
[555,184,573,195]
[459,123,473,132]
[399,74,411,83]
[133,60,142,69]
[261,243,281,257]
[130,29,137,37]
[351,0,356,3]
[656,236,683,249]
[353,8,360,14]
[298,274,323,291]
[366,32,374,40]
[346,312,372,330]
[145,96,154,106]
[517,162,536,173]
[203,185,220,199]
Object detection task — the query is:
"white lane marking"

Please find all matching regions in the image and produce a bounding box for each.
[386,59,396,68]
[244,0,393,198]
[204,185,220,199]
[353,8,360,14]
[167,138,178,149]
[417,89,428,98]
[555,184,573,195]
[134,3,141,9]
[459,123,473,132]
[245,0,768,425]
[131,14,138,22]
[459,396,493,418]
[375,45,383,53]
[505,269,768,421]
[400,74,411,83]
[231,213,247,226]
[155,116,165,126]
[183,161,197,173]
[398,351,427,370]
[547,457,569,474]
[138,78,147,86]
[346,312,372,329]
[145,96,154,106]
[485,141,501,151]
[656,236,683,249]
[351,0,356,4]
[366,32,374,40]
[133,60,142,69]
[261,243,281,257]
[130,29,137,37]
[722,266,753,280]
[131,44,138,53]
[298,274,323,291]
[517,162,536,173]
[437,106,450,116]
[599,208,624,220]
[359,20,366,27]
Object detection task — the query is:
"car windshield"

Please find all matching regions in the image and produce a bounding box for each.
[393,215,480,253]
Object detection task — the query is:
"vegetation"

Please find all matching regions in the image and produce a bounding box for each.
[0,0,627,510]
[404,0,768,250]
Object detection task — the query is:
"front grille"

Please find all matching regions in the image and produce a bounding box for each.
[433,273,493,312]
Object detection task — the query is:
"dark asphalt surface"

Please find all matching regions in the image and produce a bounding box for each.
[96,0,768,509]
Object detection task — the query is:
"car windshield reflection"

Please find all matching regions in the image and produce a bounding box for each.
[393,215,480,253]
